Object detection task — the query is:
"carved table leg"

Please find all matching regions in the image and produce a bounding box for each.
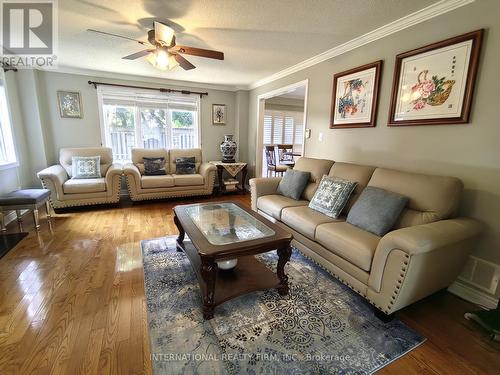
[217,165,225,195]
[240,165,248,195]
[277,245,292,296]
[200,256,217,320]
[173,213,184,251]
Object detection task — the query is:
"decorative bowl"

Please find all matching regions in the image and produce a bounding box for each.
[217,258,238,270]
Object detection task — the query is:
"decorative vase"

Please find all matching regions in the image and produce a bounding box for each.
[217,258,238,270]
[220,134,237,163]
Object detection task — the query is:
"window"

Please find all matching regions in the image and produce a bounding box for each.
[0,73,17,168]
[98,87,200,162]
[263,109,304,152]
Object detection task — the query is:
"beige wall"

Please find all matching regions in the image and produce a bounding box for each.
[247,0,500,265]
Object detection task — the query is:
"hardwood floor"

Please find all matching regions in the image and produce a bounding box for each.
[0,194,498,374]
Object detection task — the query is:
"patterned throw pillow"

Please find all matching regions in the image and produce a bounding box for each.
[71,156,101,179]
[308,175,357,218]
[175,157,196,174]
[143,157,166,176]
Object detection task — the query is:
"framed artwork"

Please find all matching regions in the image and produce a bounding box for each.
[57,91,83,118]
[330,60,382,128]
[388,29,483,126]
[212,104,226,125]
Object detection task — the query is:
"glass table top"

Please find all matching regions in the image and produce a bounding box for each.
[184,203,275,245]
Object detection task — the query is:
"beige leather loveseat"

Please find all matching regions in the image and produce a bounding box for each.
[250,157,482,316]
[123,148,216,201]
[37,147,122,208]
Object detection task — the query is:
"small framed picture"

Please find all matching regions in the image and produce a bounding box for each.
[330,61,382,129]
[388,29,483,126]
[57,91,83,119]
[212,104,226,125]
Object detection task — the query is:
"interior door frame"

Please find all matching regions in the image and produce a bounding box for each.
[255,79,309,178]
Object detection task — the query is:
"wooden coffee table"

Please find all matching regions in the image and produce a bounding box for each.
[173,202,292,320]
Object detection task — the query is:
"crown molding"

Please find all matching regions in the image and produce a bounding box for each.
[248,0,475,90]
[38,65,241,92]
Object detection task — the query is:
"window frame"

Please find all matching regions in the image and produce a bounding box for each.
[97,86,201,163]
[0,71,18,170]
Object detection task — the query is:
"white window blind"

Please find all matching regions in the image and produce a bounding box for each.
[98,87,201,162]
[0,73,17,167]
[263,109,304,152]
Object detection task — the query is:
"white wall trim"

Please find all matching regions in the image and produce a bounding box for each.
[248,0,475,90]
[448,279,499,309]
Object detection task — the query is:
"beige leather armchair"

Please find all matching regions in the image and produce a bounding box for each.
[37,147,122,208]
[124,148,216,201]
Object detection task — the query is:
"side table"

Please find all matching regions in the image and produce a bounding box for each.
[209,161,248,195]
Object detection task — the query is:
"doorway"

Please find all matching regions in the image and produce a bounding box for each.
[256,80,308,178]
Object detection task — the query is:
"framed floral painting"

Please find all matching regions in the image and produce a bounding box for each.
[330,60,382,129]
[212,104,226,125]
[57,91,83,118]
[388,29,483,126]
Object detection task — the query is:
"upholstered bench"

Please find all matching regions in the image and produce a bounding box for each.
[0,189,51,232]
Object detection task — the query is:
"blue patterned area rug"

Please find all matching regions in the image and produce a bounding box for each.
[141,236,425,374]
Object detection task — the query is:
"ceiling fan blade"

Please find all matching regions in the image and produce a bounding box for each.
[122,49,154,60]
[174,54,195,70]
[87,29,148,46]
[154,21,175,46]
[170,45,224,60]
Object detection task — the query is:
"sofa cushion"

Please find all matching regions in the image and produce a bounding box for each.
[315,222,380,271]
[347,186,408,236]
[170,149,202,173]
[141,175,174,189]
[328,162,376,214]
[63,178,106,194]
[308,176,357,218]
[368,168,463,228]
[293,157,335,200]
[257,194,309,220]
[60,147,112,178]
[173,174,204,186]
[277,169,310,200]
[281,206,342,240]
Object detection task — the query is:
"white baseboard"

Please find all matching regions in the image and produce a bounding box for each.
[448,279,499,309]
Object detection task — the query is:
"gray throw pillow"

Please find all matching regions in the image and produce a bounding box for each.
[308,175,357,218]
[143,157,166,176]
[71,156,101,179]
[277,169,310,200]
[347,186,408,236]
[176,157,196,174]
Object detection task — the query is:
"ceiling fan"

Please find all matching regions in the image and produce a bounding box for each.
[87,22,224,71]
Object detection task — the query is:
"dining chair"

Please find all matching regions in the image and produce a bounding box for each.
[277,144,296,168]
[265,145,288,177]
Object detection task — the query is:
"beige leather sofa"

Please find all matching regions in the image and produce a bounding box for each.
[123,148,216,201]
[250,157,483,316]
[37,147,122,209]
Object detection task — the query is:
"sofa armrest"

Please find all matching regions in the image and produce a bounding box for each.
[105,163,123,196]
[249,177,282,211]
[199,162,216,178]
[37,165,68,200]
[369,218,483,293]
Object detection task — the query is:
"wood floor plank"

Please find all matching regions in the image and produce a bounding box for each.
[0,194,498,374]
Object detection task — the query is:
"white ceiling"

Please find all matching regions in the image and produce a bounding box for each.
[58,0,439,88]
[277,85,306,100]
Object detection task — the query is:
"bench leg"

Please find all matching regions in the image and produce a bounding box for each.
[45,200,52,220]
[0,211,5,232]
[33,208,40,231]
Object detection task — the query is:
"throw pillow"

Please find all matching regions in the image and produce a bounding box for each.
[308,175,357,218]
[176,157,196,174]
[143,157,166,176]
[276,169,310,200]
[346,186,408,236]
[71,156,101,179]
